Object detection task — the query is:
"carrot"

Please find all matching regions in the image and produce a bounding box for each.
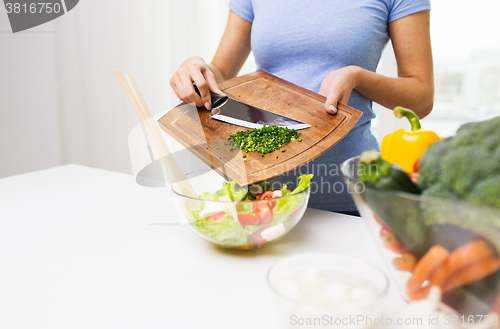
[393,253,417,272]
[406,245,449,294]
[491,293,500,314]
[409,240,499,301]
[443,256,500,293]
[430,239,497,288]
[447,240,496,269]
[380,229,407,254]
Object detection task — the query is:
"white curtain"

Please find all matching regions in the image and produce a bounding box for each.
[53,0,231,174]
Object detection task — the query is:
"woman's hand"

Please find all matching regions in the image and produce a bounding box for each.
[169,11,252,110]
[170,56,224,110]
[319,66,360,114]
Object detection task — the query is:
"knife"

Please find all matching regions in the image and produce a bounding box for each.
[194,86,311,130]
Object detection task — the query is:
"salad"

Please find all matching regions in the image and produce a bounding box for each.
[187,174,313,249]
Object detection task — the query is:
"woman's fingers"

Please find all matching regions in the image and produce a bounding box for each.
[169,75,184,101]
[179,72,203,107]
[326,90,352,114]
[320,66,359,115]
[325,88,341,114]
[170,57,223,110]
[190,68,212,110]
[170,72,193,104]
[320,72,340,114]
[203,69,224,95]
[171,76,193,105]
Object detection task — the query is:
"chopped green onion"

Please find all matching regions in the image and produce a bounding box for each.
[228,124,300,156]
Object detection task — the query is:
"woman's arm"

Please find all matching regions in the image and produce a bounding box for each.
[170,11,252,110]
[320,10,434,119]
[211,11,252,82]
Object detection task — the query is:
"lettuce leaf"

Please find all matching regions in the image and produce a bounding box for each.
[270,175,312,225]
[198,181,247,202]
[281,184,289,197]
[292,174,313,194]
[198,192,219,201]
[188,210,261,246]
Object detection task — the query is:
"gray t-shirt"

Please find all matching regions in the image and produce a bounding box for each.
[229,0,431,212]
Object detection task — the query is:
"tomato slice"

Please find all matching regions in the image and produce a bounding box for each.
[208,212,224,221]
[259,191,277,199]
[258,191,278,210]
[254,201,272,224]
[237,201,273,226]
[238,213,261,226]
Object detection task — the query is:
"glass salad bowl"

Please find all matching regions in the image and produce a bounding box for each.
[171,171,311,250]
[341,156,500,316]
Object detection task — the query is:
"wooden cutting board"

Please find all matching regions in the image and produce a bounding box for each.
[158,71,362,186]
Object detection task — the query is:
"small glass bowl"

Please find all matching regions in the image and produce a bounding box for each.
[267,253,389,328]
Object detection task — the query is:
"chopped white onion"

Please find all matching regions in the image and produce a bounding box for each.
[350,286,375,302]
[323,282,349,303]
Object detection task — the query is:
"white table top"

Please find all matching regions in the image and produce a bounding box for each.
[0,165,405,328]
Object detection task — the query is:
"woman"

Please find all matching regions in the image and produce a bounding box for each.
[170,0,434,215]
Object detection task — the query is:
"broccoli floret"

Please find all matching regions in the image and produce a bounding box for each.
[440,146,498,197]
[419,115,500,207]
[466,175,500,208]
[421,183,461,201]
[450,121,483,148]
[418,138,453,188]
[451,116,500,149]
[358,150,392,184]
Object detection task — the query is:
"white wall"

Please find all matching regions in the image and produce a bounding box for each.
[0,12,61,178]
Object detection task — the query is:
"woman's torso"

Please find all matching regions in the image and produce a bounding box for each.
[249,0,394,126]
[228,0,429,211]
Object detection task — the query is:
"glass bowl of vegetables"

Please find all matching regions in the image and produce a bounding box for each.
[341,153,500,316]
[171,171,312,250]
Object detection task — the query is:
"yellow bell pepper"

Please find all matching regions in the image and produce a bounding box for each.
[381,107,440,173]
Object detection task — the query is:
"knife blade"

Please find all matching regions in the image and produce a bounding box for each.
[194,86,311,130]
